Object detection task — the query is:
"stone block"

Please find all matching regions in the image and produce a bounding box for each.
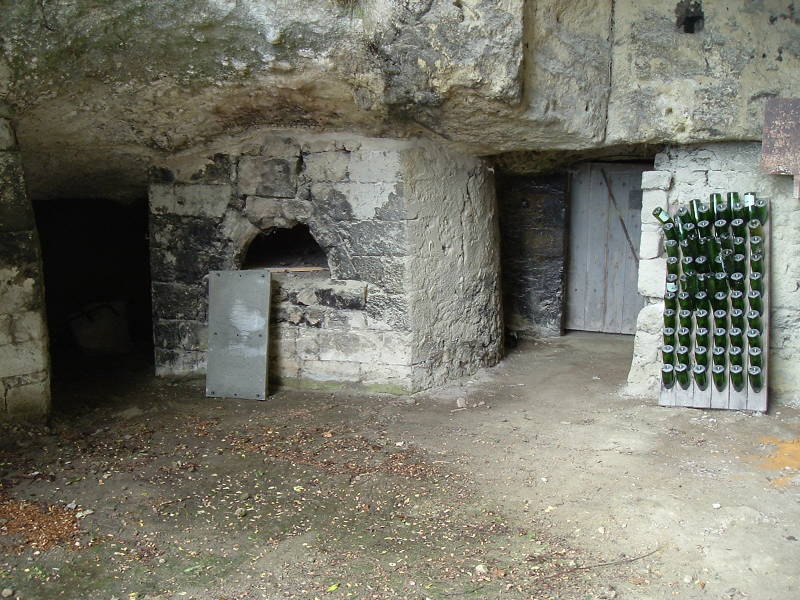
[364,287,409,331]
[5,379,49,418]
[315,282,367,311]
[348,150,402,183]
[0,314,11,345]
[641,171,672,191]
[0,153,34,233]
[304,152,349,182]
[154,348,206,376]
[244,196,284,228]
[341,220,407,257]
[351,256,406,294]
[0,119,16,150]
[300,359,361,382]
[10,310,45,344]
[261,136,301,159]
[294,327,319,360]
[641,189,669,225]
[238,157,297,198]
[149,184,232,219]
[360,363,413,392]
[187,154,234,184]
[317,329,383,363]
[151,283,207,320]
[0,340,47,378]
[637,258,666,299]
[153,320,208,351]
[636,301,665,335]
[638,224,662,260]
[380,331,413,365]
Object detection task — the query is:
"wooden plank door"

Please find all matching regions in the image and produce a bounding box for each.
[566,163,647,334]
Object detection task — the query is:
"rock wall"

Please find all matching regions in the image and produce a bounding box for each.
[608,0,800,145]
[626,143,799,406]
[404,142,504,390]
[0,116,50,419]
[150,132,501,393]
[7,1,800,201]
[497,173,568,338]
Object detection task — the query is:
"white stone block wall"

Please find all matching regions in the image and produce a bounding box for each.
[149,132,502,394]
[0,117,51,419]
[625,143,799,406]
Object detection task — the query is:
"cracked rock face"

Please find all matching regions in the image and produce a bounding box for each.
[1,0,800,200]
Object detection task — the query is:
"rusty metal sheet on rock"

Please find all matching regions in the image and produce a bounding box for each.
[206,270,270,401]
[761,98,800,175]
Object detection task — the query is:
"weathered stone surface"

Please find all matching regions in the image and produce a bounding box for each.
[351,256,406,295]
[5,379,49,418]
[153,320,208,351]
[641,171,672,191]
[0,153,34,233]
[303,152,349,183]
[151,283,207,321]
[340,220,406,257]
[0,119,15,151]
[637,258,666,299]
[150,184,232,219]
[638,224,662,260]
[238,157,297,198]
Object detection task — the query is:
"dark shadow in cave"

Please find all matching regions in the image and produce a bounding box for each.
[32,197,154,406]
[242,223,328,270]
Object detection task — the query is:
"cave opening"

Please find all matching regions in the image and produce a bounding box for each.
[32,197,154,400]
[242,223,328,271]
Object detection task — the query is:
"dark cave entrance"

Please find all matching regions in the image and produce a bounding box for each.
[33,197,154,398]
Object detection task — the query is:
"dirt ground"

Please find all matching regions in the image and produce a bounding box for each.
[1,332,798,600]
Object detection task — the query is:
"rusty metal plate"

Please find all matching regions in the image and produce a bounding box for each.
[761,98,800,176]
[206,269,271,401]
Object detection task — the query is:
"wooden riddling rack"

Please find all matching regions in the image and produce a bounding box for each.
[658,195,769,412]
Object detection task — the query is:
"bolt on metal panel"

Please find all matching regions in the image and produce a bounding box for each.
[206,270,270,400]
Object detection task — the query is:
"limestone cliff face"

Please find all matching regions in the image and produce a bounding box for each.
[0,0,798,199]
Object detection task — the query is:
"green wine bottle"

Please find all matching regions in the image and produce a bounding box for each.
[693,364,709,390]
[748,365,764,393]
[675,363,691,390]
[704,237,719,265]
[729,272,745,293]
[730,194,745,221]
[712,291,728,312]
[752,198,768,224]
[713,309,727,329]
[662,327,676,347]
[694,291,710,311]
[677,205,696,227]
[713,327,727,349]
[662,363,676,389]
[728,326,744,348]
[729,345,744,368]
[662,222,679,243]
[730,364,745,392]
[697,219,712,239]
[652,206,673,225]
[678,292,695,312]
[730,218,747,238]
[667,256,681,277]
[749,271,764,295]
[750,253,763,275]
[711,193,731,221]
[664,308,677,329]
[665,239,680,259]
[696,327,710,350]
[730,290,745,312]
[750,235,763,255]
[746,328,762,349]
[746,309,763,332]
[712,363,727,391]
[666,273,679,294]
[664,291,678,311]
[712,346,727,368]
[678,308,693,329]
[713,218,729,238]
[694,255,710,274]
[695,345,709,369]
[748,345,763,370]
[677,326,692,349]
[730,308,745,330]
[690,199,702,222]
[747,290,763,313]
[743,192,756,209]
[747,219,764,239]
[695,308,710,329]
[676,344,691,367]
[732,236,747,253]
[662,343,676,365]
